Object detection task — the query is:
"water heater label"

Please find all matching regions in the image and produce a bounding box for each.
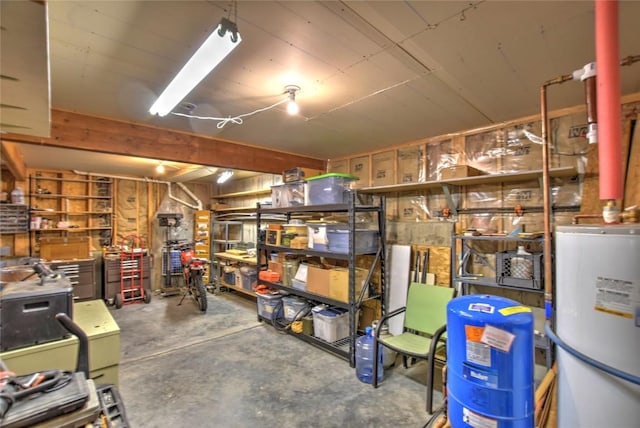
[463,407,497,428]
[594,276,639,320]
[481,324,515,352]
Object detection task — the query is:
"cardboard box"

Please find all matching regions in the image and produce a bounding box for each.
[328,158,348,174]
[268,261,283,277]
[349,155,370,188]
[359,299,381,330]
[329,267,368,303]
[306,265,331,296]
[397,146,424,184]
[440,165,485,180]
[371,150,395,187]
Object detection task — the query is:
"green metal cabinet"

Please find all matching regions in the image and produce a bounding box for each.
[0,299,121,386]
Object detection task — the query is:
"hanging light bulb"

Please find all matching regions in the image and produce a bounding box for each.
[156,163,166,174]
[285,85,300,116]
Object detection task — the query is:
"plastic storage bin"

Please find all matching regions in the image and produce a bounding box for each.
[271,182,305,208]
[291,278,307,291]
[326,224,378,254]
[312,306,349,342]
[256,292,283,320]
[282,296,309,321]
[223,270,235,285]
[307,222,329,251]
[305,173,357,205]
[239,266,257,290]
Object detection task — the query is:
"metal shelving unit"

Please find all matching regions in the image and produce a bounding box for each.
[451,233,552,367]
[256,193,386,367]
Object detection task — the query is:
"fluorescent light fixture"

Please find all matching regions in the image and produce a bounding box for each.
[149,18,242,117]
[285,85,300,116]
[217,169,234,184]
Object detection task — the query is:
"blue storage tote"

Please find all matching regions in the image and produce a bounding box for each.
[256,292,283,320]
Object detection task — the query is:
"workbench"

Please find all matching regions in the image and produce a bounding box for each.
[0,299,121,386]
[213,252,258,297]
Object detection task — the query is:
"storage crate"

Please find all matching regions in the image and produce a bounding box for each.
[282,296,309,321]
[496,250,543,289]
[271,182,305,208]
[239,266,257,290]
[256,292,283,320]
[312,306,349,342]
[326,224,378,254]
[305,173,357,205]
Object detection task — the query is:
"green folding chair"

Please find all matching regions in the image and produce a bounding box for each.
[373,282,454,414]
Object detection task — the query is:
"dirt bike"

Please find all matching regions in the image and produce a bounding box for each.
[174,241,209,312]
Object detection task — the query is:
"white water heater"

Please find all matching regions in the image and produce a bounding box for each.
[555,224,640,427]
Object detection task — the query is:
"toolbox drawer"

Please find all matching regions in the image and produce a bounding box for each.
[49,258,96,301]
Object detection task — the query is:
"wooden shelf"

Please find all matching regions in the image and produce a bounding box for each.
[358,166,577,194]
[28,171,114,256]
[32,175,112,184]
[30,210,112,215]
[33,227,112,232]
[212,189,271,199]
[28,194,111,200]
[213,206,259,213]
[218,281,256,298]
[213,252,257,265]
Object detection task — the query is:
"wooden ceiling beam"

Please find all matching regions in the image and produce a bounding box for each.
[2,109,325,174]
[0,140,27,180]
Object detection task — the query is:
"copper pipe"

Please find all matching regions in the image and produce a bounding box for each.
[540,73,573,321]
[540,85,553,320]
[572,214,602,225]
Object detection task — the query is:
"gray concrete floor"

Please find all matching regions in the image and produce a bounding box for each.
[110,289,443,427]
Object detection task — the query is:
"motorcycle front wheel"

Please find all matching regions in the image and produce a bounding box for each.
[193,275,208,312]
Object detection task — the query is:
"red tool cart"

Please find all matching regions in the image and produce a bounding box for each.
[115,235,151,308]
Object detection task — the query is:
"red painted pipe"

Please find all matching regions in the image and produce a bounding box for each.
[596,0,623,200]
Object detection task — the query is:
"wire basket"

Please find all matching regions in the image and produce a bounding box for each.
[496,250,544,289]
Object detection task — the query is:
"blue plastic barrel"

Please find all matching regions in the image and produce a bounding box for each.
[447,295,534,427]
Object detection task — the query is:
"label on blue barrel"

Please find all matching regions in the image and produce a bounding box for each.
[463,407,497,428]
[468,303,494,314]
[462,364,498,388]
[481,325,515,352]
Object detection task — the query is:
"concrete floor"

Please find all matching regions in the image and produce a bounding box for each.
[110,289,443,427]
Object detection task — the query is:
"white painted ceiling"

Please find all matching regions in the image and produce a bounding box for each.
[2,0,640,180]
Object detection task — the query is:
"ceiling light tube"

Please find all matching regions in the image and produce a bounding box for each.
[149,18,242,117]
[217,169,234,184]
